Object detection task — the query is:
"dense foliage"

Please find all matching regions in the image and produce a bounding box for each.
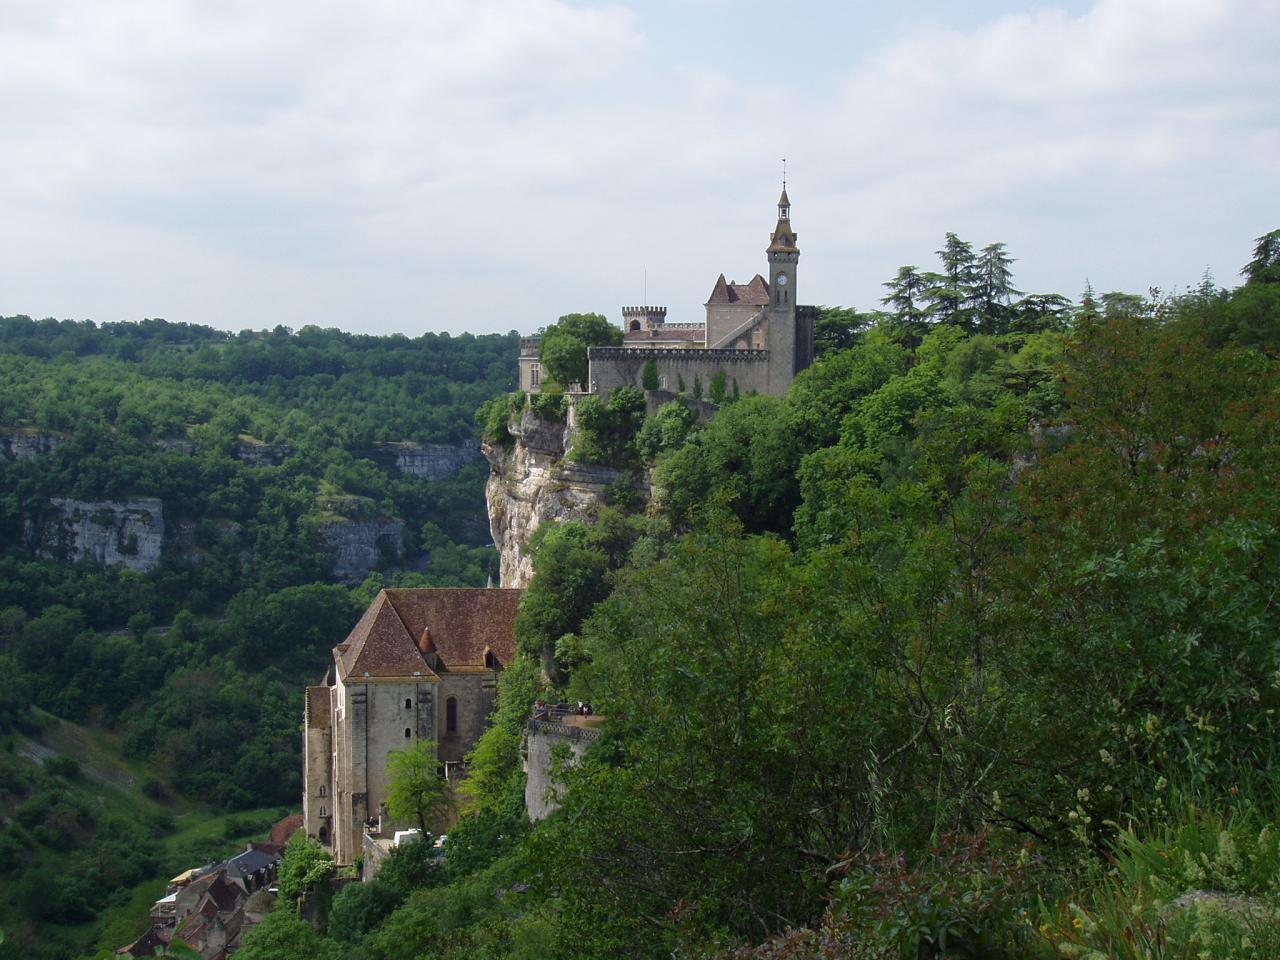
[291,231,1280,959]
[0,318,515,957]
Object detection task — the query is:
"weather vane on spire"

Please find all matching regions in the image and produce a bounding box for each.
[781,157,787,190]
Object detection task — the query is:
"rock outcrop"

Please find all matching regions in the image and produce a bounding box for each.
[0,431,64,460]
[385,441,481,480]
[318,518,405,582]
[483,405,647,588]
[28,498,165,572]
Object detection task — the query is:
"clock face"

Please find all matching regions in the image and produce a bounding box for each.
[775,273,788,287]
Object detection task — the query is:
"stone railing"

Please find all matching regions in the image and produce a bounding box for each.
[527,704,603,743]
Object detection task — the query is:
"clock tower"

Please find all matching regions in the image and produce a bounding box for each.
[765,186,799,394]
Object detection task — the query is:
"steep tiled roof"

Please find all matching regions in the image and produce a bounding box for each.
[338,591,436,679]
[119,925,170,957]
[305,686,330,728]
[336,589,523,680]
[385,589,522,669]
[706,273,770,306]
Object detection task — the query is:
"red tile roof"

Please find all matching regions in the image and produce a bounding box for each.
[336,589,523,680]
[269,814,303,846]
[706,273,770,306]
[305,687,330,729]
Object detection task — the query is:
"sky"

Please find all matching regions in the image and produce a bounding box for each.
[0,0,1276,336]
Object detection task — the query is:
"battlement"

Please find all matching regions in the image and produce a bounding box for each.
[589,346,769,363]
[621,305,667,317]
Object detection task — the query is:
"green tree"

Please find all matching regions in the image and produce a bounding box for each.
[234,909,343,960]
[539,313,620,387]
[641,358,660,391]
[278,832,336,906]
[386,739,452,835]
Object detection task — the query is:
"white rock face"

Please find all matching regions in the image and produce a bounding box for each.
[483,407,647,588]
[0,433,64,460]
[319,519,405,582]
[389,441,481,480]
[33,498,165,572]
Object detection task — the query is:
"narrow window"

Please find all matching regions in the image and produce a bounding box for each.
[530,363,541,386]
[319,785,326,797]
[404,727,412,739]
[319,806,327,817]
[404,698,412,709]
[446,697,458,734]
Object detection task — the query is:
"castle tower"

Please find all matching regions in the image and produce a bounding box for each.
[621,305,667,333]
[765,186,799,394]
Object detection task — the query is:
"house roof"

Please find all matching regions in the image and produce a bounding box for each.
[623,326,704,343]
[118,925,170,957]
[305,686,331,728]
[336,588,523,681]
[228,847,278,876]
[269,814,303,846]
[706,273,770,306]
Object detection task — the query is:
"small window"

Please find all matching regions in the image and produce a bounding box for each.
[446,697,458,734]
[404,698,412,710]
[530,363,541,386]
[319,785,326,797]
[319,806,327,817]
[404,727,412,739]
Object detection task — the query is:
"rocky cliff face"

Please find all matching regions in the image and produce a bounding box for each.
[1,432,64,460]
[483,406,646,588]
[27,498,165,572]
[386,441,481,479]
[318,518,405,582]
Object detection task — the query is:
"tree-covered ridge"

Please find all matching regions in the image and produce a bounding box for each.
[0,318,516,959]
[277,230,1280,959]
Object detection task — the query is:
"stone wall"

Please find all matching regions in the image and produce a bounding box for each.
[28,497,165,572]
[524,711,599,822]
[587,346,773,398]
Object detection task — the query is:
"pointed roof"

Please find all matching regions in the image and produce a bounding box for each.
[778,187,790,208]
[337,591,434,679]
[706,273,770,306]
[334,588,524,681]
[768,220,797,253]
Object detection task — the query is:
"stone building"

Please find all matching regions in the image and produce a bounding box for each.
[519,186,814,398]
[303,587,522,865]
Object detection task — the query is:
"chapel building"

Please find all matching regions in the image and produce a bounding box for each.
[303,587,522,865]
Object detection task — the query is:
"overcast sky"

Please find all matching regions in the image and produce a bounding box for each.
[1,0,1276,335]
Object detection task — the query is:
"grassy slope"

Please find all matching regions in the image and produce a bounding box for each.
[1,709,291,959]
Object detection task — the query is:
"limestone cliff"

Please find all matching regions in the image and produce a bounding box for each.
[483,405,647,588]
[385,441,482,479]
[26,498,165,572]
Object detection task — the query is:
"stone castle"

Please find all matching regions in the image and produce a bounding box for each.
[519,186,815,398]
[303,587,522,865]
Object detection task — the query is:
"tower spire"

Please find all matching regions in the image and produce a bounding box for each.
[777,159,790,220]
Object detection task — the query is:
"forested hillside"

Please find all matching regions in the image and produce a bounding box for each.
[248,231,1280,960]
[0,320,516,958]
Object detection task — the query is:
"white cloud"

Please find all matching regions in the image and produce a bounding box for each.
[0,0,1275,331]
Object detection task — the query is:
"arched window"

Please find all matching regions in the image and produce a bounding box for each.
[404,698,412,710]
[446,697,458,734]
[404,727,412,739]
[319,806,327,818]
[629,319,641,332]
[319,785,326,797]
